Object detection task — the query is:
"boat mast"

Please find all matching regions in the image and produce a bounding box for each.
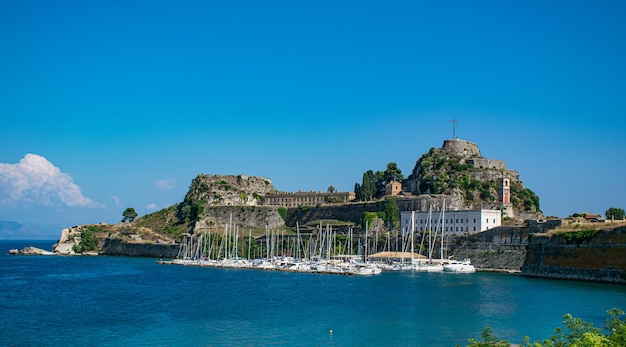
[440,199,446,262]
[410,211,415,264]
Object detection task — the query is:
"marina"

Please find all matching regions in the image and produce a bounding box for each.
[158,208,475,276]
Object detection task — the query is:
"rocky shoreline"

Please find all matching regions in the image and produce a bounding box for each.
[8,221,626,285]
[8,246,54,255]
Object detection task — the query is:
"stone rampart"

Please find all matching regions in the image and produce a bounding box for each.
[442,139,481,158]
[466,158,506,170]
[448,226,531,270]
[187,174,276,206]
[284,202,381,227]
[521,227,626,284]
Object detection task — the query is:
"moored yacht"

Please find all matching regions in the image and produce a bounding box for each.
[443,259,476,273]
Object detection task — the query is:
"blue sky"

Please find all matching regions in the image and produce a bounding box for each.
[1,1,625,238]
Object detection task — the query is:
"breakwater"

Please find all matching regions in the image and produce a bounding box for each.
[521,226,626,284]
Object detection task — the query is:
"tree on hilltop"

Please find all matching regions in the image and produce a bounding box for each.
[354,183,362,201]
[606,207,625,221]
[384,162,404,183]
[122,207,138,222]
[360,170,376,201]
[356,163,405,201]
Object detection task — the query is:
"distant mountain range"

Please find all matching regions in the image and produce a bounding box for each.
[0,221,63,240]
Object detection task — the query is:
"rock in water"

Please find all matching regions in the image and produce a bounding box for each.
[19,246,54,255]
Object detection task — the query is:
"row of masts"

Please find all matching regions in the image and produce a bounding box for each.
[165,202,460,274]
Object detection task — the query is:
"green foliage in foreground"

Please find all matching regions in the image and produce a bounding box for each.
[460,308,626,347]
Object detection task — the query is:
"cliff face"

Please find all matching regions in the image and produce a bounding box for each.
[521,226,626,284]
[194,205,284,232]
[176,174,285,231]
[100,239,179,258]
[184,174,276,207]
[52,224,177,255]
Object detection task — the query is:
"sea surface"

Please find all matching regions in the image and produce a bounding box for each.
[1,240,625,347]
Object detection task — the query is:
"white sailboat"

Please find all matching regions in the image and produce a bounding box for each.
[415,203,444,272]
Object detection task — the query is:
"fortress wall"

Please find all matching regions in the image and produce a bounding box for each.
[284,202,381,227]
[442,139,482,158]
[521,227,626,284]
[467,158,507,170]
[447,226,531,270]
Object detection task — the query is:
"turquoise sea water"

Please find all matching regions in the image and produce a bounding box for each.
[1,241,625,347]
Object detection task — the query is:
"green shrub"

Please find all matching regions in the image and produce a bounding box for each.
[72,227,99,253]
[277,207,287,221]
[460,308,626,347]
[361,212,379,230]
[563,229,598,246]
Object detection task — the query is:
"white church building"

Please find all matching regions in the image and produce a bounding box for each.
[400,209,502,236]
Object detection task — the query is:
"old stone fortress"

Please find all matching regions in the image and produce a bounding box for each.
[260,138,515,236]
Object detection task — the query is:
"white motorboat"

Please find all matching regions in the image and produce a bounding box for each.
[443,259,476,273]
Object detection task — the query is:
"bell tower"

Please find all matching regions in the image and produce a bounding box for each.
[498,178,510,204]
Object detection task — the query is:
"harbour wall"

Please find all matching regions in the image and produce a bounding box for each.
[447,226,531,271]
[521,226,626,284]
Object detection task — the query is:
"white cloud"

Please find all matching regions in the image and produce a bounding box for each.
[155,179,175,190]
[110,196,123,207]
[145,203,157,210]
[0,154,97,207]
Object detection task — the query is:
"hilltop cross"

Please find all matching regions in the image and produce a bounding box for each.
[450,116,459,139]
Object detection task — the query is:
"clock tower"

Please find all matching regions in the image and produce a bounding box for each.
[498,178,510,204]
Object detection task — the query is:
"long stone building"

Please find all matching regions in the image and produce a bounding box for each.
[263,191,355,208]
